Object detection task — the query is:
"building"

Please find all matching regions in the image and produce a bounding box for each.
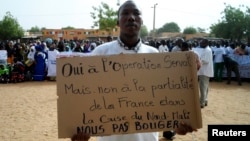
[41,27,120,42]
[21,32,43,43]
[155,32,209,41]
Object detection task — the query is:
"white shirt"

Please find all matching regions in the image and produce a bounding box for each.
[27,46,36,61]
[195,46,214,77]
[225,46,235,54]
[0,50,7,65]
[213,46,225,63]
[92,40,159,55]
[158,45,169,52]
[91,40,159,141]
[246,46,250,55]
[171,45,181,52]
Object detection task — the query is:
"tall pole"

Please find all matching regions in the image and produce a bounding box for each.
[153,3,158,38]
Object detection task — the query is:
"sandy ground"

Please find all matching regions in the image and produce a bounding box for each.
[0,80,249,141]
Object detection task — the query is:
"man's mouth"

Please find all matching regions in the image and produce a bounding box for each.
[126,23,137,27]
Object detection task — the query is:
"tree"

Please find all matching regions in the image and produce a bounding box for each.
[0,11,24,40]
[140,25,148,39]
[210,22,230,38]
[90,2,118,35]
[183,27,197,34]
[197,27,206,33]
[28,26,41,32]
[41,27,47,30]
[157,22,180,34]
[62,26,75,30]
[244,7,250,42]
[210,4,250,41]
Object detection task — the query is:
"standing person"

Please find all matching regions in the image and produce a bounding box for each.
[72,42,83,52]
[195,39,214,108]
[57,40,65,52]
[0,42,7,65]
[71,1,196,141]
[171,37,183,52]
[225,42,236,55]
[158,40,169,53]
[33,44,46,81]
[182,41,201,70]
[6,41,15,65]
[212,41,225,82]
[83,40,91,53]
[106,35,113,42]
[25,43,36,75]
[47,40,59,81]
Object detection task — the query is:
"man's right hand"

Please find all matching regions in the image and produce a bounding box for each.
[175,121,197,135]
[71,127,90,141]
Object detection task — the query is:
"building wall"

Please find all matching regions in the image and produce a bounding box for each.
[42,27,120,41]
[158,32,209,40]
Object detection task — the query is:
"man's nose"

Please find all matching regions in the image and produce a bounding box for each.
[128,13,135,21]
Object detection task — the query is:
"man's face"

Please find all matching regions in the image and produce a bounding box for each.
[118,1,143,36]
[200,39,208,48]
[176,39,183,46]
[9,42,13,47]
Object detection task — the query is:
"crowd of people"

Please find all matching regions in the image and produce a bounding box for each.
[0,35,249,82]
[0,38,102,82]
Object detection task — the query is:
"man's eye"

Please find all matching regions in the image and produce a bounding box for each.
[122,12,129,15]
[134,11,141,16]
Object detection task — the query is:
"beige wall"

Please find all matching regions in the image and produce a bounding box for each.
[42,27,120,41]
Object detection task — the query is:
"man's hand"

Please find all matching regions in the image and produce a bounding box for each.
[71,127,90,141]
[175,121,197,135]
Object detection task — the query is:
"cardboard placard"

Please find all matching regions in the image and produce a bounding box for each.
[57,51,202,138]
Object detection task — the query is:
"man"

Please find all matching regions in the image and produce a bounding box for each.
[223,54,242,85]
[212,41,226,82]
[72,1,196,140]
[6,40,15,64]
[171,37,184,52]
[158,40,169,53]
[195,39,214,108]
[106,36,113,42]
[181,41,201,70]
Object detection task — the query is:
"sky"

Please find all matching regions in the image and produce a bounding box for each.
[1,0,250,32]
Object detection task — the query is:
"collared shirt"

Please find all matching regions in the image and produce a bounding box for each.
[117,37,141,53]
[92,39,158,56]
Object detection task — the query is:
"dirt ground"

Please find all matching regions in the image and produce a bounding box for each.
[0,80,249,141]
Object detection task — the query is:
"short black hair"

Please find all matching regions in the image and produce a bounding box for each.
[117,0,135,18]
[107,36,113,41]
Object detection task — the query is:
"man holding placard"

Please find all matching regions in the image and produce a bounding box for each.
[67,1,198,141]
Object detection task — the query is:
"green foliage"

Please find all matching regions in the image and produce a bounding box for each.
[140,25,148,39]
[157,22,180,34]
[90,2,118,34]
[210,22,231,38]
[197,27,206,33]
[183,27,197,34]
[210,4,250,41]
[61,26,75,30]
[41,27,46,30]
[0,11,24,40]
[28,26,41,32]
